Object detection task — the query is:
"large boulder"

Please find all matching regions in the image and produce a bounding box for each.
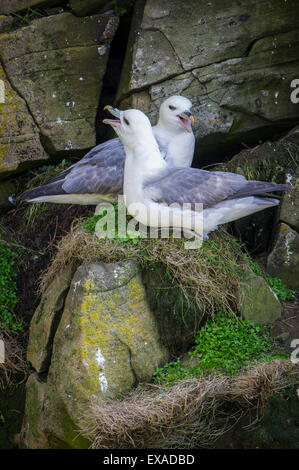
[69,0,134,17]
[20,373,50,450]
[0,64,48,178]
[0,12,119,155]
[267,223,299,289]
[117,0,299,165]
[239,272,282,325]
[22,260,168,448]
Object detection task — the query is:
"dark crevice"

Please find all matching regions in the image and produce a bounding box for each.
[242,27,299,57]
[95,7,135,145]
[116,335,138,388]
[37,285,72,377]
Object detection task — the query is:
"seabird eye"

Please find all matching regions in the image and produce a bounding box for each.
[124,117,130,125]
[169,105,176,111]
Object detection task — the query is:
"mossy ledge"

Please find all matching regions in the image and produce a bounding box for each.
[40,219,250,322]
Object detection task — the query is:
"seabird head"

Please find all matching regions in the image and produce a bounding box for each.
[158,95,194,133]
[103,108,154,150]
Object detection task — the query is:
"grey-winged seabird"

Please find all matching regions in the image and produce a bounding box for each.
[20,96,195,205]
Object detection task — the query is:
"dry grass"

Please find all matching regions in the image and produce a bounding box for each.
[40,220,249,317]
[0,331,27,390]
[79,360,298,449]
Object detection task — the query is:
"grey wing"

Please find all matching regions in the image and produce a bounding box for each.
[143,167,247,208]
[61,138,125,195]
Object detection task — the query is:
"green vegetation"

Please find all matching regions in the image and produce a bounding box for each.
[0,243,22,334]
[247,257,263,276]
[247,257,294,301]
[82,214,102,233]
[24,159,68,189]
[8,7,48,25]
[83,202,141,244]
[23,159,69,228]
[43,214,250,320]
[265,275,294,301]
[153,314,287,384]
[222,140,299,183]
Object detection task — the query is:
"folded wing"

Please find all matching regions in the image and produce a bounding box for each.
[21,138,124,201]
[143,167,289,208]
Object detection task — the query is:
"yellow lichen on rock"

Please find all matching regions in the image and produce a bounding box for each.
[29,261,168,448]
[75,266,168,396]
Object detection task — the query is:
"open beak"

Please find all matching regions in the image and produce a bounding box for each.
[103,105,121,127]
[178,111,194,133]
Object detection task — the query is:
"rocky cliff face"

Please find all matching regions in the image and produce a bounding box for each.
[0,0,298,450]
[117,0,299,165]
[0,6,119,179]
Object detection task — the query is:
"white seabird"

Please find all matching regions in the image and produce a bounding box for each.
[20,96,195,205]
[104,109,289,239]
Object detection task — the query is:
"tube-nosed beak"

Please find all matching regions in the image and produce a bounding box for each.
[178,111,194,133]
[103,105,121,127]
[103,105,121,118]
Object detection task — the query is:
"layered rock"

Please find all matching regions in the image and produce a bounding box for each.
[240,272,282,324]
[0,1,62,13]
[279,172,299,233]
[267,223,299,289]
[0,64,48,178]
[69,0,112,16]
[0,12,119,155]
[117,0,299,165]
[69,0,134,17]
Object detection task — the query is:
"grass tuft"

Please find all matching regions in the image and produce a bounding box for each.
[40,219,250,320]
[79,360,298,449]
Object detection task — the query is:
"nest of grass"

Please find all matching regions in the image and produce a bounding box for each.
[40,219,250,318]
[79,360,298,449]
[0,331,27,390]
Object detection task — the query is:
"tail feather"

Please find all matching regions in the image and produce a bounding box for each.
[227,181,289,200]
[203,196,280,236]
[20,180,66,202]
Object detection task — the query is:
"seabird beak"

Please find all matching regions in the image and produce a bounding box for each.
[103,105,121,127]
[178,111,194,133]
[102,118,121,127]
[103,105,121,118]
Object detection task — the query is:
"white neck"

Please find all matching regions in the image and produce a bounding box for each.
[153,121,195,168]
[122,131,167,206]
